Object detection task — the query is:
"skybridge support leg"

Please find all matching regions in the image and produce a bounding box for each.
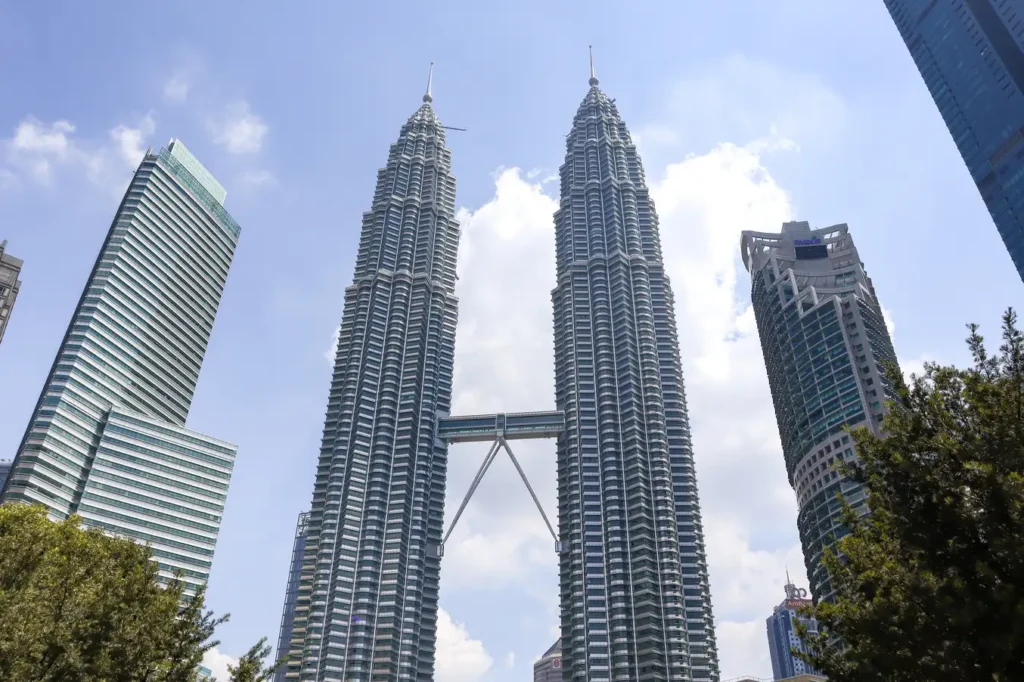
[437,437,560,557]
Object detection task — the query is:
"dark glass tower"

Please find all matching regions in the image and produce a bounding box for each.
[741,221,899,601]
[885,0,1024,282]
[551,61,719,682]
[275,511,310,682]
[291,74,459,681]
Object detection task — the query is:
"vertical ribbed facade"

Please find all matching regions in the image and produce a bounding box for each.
[884,0,1024,282]
[292,95,459,681]
[552,79,719,682]
[1,139,239,591]
[741,221,899,601]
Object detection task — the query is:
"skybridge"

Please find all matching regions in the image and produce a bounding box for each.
[434,410,565,558]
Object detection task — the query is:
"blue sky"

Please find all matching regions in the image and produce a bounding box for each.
[0,1,1019,679]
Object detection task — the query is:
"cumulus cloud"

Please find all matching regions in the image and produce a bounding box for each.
[436,608,493,682]
[2,113,156,193]
[209,102,269,154]
[110,112,156,168]
[202,646,238,681]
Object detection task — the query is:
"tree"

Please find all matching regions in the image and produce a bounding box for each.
[224,637,283,682]
[0,503,270,681]
[799,308,1024,681]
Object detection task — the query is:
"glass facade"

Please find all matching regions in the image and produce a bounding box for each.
[741,222,899,601]
[275,511,310,682]
[291,92,459,681]
[0,239,23,346]
[1,139,239,592]
[551,74,719,681]
[765,580,821,680]
[885,0,1024,282]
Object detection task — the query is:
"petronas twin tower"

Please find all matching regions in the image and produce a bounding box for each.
[286,59,719,682]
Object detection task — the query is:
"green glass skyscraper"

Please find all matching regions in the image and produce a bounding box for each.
[741,221,899,601]
[1,139,240,592]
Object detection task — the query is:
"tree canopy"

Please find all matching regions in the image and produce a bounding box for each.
[800,308,1024,681]
[0,503,280,681]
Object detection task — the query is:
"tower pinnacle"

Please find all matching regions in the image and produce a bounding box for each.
[424,62,434,103]
[588,45,598,87]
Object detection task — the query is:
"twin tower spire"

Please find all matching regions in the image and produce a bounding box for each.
[420,47,599,104]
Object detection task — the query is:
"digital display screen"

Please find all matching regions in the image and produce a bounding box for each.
[795,244,829,260]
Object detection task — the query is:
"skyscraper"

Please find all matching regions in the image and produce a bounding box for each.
[741,221,899,601]
[884,0,1024,282]
[1,139,240,593]
[766,576,821,680]
[533,638,562,682]
[0,239,23,345]
[551,56,719,681]
[0,460,11,489]
[290,71,459,681]
[275,511,310,682]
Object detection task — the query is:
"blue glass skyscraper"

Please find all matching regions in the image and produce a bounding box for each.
[551,58,719,681]
[885,0,1024,282]
[765,576,821,680]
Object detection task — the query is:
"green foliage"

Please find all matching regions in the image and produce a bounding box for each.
[0,503,272,682]
[799,308,1024,681]
[225,637,282,682]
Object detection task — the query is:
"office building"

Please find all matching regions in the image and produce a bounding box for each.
[274,511,310,682]
[0,459,11,489]
[551,57,719,681]
[534,639,561,682]
[884,0,1024,282]
[0,239,23,345]
[289,71,459,681]
[1,139,240,593]
[766,576,822,680]
[741,221,899,601]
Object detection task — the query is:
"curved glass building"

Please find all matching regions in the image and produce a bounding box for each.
[551,66,719,681]
[741,221,899,601]
[290,81,459,681]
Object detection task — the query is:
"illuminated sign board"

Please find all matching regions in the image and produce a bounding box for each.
[793,237,821,246]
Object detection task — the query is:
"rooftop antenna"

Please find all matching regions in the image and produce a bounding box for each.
[589,45,599,87]
[422,62,467,132]
[424,62,434,103]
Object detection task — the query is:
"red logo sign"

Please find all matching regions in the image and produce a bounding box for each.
[553,658,561,669]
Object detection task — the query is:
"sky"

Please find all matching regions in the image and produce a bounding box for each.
[0,1,1020,679]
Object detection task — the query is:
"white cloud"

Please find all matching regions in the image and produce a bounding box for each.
[324,324,341,363]
[8,118,76,183]
[210,102,269,154]
[202,646,239,681]
[2,114,155,193]
[110,112,156,168]
[164,76,190,103]
[436,608,493,682]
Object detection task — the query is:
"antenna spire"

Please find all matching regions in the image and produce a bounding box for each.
[424,62,434,103]
[589,46,599,86]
